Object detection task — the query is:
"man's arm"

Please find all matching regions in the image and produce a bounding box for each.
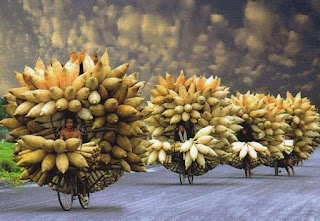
[174,130,179,142]
[60,129,65,140]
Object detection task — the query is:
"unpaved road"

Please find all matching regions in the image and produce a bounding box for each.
[1,148,320,221]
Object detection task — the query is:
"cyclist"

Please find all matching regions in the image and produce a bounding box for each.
[174,121,194,142]
[237,122,254,176]
[174,121,194,174]
[60,113,88,203]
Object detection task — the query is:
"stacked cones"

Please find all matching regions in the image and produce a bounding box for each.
[283,92,320,162]
[144,72,243,175]
[228,92,291,168]
[1,50,149,192]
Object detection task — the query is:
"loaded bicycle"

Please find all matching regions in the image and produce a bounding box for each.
[53,168,90,211]
[172,152,194,185]
[162,150,219,185]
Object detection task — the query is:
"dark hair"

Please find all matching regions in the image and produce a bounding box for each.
[178,121,186,128]
[64,111,77,128]
[240,122,252,134]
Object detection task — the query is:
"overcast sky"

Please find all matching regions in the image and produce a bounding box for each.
[0,0,319,106]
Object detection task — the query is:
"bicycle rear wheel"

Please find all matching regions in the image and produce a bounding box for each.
[57,175,74,211]
[79,192,90,209]
[76,175,89,209]
[179,173,185,185]
[79,190,90,209]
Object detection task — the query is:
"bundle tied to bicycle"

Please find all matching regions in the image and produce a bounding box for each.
[1,50,150,192]
[282,92,320,163]
[143,72,245,175]
[226,92,289,169]
[227,91,320,170]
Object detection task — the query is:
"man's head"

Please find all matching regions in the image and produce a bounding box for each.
[64,112,77,129]
[178,121,186,132]
[240,122,251,135]
[241,127,248,134]
[178,124,185,132]
[65,118,74,129]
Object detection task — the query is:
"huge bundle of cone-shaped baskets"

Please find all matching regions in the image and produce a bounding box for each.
[229,92,320,169]
[1,52,320,184]
[144,72,245,175]
[227,92,290,169]
[143,72,320,176]
[1,50,150,192]
[282,92,320,164]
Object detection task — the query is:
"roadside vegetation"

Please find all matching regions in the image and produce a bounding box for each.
[0,140,21,185]
[0,98,23,185]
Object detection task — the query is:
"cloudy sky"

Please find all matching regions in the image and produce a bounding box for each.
[0,0,319,106]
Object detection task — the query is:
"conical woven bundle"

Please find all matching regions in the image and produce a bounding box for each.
[2,50,148,192]
[144,72,243,175]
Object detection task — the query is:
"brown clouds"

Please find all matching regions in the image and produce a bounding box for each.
[0,0,318,106]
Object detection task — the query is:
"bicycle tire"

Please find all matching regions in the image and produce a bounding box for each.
[57,175,74,211]
[187,175,194,184]
[79,192,90,209]
[78,176,90,209]
[245,160,251,178]
[179,173,185,185]
[274,161,279,176]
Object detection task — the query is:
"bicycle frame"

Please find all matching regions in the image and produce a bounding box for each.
[57,169,90,211]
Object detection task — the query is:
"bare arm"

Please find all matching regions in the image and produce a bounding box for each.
[60,129,65,140]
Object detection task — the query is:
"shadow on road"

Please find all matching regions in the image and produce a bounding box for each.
[296,165,320,168]
[207,175,317,181]
[130,182,239,186]
[11,205,123,213]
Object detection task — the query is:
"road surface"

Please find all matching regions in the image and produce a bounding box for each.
[1,148,320,221]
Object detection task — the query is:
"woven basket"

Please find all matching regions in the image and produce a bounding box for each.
[162,152,219,176]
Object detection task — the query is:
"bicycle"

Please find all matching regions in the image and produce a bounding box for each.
[243,157,252,178]
[174,153,194,185]
[179,172,194,185]
[56,169,90,211]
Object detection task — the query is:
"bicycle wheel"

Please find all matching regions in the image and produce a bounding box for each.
[57,175,74,211]
[245,160,251,178]
[79,192,90,209]
[179,173,185,185]
[274,161,279,176]
[187,175,194,184]
[78,177,90,209]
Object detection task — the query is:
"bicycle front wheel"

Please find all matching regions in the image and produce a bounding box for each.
[245,160,251,178]
[57,175,74,211]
